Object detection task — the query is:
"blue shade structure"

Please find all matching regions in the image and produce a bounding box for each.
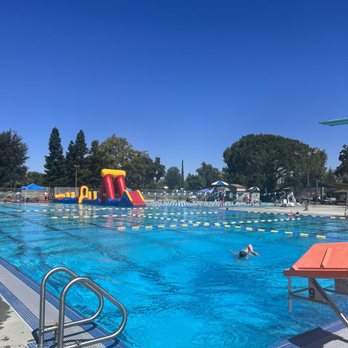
[20,183,45,191]
[320,118,348,126]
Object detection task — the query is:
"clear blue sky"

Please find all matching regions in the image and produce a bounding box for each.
[1,0,348,176]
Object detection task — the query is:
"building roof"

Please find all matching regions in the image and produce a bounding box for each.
[230,184,246,188]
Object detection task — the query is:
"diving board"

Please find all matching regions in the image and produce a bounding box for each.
[320,118,348,126]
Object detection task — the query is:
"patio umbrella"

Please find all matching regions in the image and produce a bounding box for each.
[248,186,260,191]
[211,180,229,187]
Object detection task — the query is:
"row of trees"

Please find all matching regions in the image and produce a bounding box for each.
[43,128,166,189]
[1,129,348,192]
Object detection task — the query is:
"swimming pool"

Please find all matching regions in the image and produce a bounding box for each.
[0,202,347,347]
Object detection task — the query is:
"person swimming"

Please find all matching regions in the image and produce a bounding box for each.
[238,244,259,259]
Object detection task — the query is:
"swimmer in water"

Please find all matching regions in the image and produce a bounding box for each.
[238,244,259,259]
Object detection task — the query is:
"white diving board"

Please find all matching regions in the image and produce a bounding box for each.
[320,118,348,126]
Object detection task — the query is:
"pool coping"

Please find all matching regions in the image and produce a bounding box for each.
[270,319,348,347]
[0,257,127,347]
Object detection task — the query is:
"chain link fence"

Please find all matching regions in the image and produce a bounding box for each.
[0,187,50,202]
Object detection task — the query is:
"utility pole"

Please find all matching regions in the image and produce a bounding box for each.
[181,160,184,188]
[74,164,80,195]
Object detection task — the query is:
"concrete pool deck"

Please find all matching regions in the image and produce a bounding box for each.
[228,203,348,217]
[0,202,347,347]
[0,296,32,347]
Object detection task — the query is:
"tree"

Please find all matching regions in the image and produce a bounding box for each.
[223,134,327,192]
[84,140,105,188]
[152,157,166,185]
[196,162,221,187]
[125,151,155,188]
[26,171,45,186]
[44,128,67,186]
[325,168,338,185]
[335,145,348,182]
[83,136,165,190]
[185,174,203,190]
[165,167,182,189]
[65,141,76,185]
[0,130,28,187]
[99,134,134,169]
[65,130,88,186]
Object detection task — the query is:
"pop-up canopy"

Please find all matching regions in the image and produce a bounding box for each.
[20,183,46,191]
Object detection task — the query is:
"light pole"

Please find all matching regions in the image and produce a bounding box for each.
[74,165,80,195]
[305,149,318,211]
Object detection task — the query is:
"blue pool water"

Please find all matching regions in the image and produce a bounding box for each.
[0,202,348,347]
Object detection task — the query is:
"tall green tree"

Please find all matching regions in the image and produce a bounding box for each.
[153,157,166,185]
[83,136,165,189]
[223,134,327,192]
[26,171,45,186]
[65,130,88,186]
[165,166,182,189]
[325,168,338,185]
[185,174,203,190]
[84,140,106,188]
[44,128,66,186]
[335,145,348,182]
[98,135,155,189]
[196,162,221,187]
[99,134,134,169]
[125,151,155,188]
[0,130,28,187]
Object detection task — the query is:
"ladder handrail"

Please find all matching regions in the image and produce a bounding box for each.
[57,277,127,348]
[38,266,126,348]
[39,267,104,347]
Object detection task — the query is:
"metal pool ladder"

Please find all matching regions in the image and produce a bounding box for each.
[38,266,127,348]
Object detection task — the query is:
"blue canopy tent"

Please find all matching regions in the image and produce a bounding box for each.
[20,183,47,203]
[20,183,46,191]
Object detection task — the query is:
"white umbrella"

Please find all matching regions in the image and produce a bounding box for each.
[248,186,260,191]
